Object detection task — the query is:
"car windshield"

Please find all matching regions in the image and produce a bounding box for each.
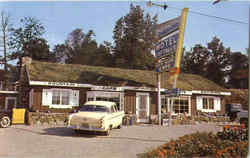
[80,105,109,112]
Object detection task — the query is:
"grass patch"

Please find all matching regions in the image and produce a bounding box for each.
[28,60,226,91]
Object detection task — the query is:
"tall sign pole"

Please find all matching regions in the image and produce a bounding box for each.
[157,71,161,125]
[169,8,189,126]
[248,5,250,157]
[149,1,188,126]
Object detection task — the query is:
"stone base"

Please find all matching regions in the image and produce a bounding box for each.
[27,112,69,126]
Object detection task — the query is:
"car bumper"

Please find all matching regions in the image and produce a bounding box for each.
[68,125,106,132]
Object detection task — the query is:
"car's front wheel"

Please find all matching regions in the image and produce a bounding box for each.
[0,116,11,128]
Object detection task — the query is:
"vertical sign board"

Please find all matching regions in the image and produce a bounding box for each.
[155,17,180,72]
[155,8,189,81]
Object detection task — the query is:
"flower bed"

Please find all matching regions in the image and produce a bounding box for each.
[138,130,248,158]
[217,124,248,142]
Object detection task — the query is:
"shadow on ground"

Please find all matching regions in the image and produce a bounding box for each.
[11,126,169,142]
[41,127,101,138]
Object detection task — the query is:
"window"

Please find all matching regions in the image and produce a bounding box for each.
[5,97,16,110]
[197,96,220,112]
[86,91,122,110]
[42,89,79,108]
[202,97,214,110]
[88,98,94,101]
[52,90,70,105]
[170,97,190,115]
[80,105,109,112]
[52,90,60,105]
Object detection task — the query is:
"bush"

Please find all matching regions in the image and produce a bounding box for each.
[139,131,248,158]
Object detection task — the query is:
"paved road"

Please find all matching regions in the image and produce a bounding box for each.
[0,124,221,158]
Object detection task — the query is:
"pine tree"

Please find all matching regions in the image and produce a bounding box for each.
[113,4,158,70]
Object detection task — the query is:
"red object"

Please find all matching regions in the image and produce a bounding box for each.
[169,67,180,75]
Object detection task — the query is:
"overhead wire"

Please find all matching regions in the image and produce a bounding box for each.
[149,3,248,25]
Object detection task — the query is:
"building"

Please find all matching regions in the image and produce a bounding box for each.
[18,57,230,123]
[0,70,18,111]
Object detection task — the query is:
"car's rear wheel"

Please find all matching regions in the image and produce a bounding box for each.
[105,129,110,136]
[117,124,122,129]
[74,129,81,134]
[0,116,11,128]
[104,125,112,136]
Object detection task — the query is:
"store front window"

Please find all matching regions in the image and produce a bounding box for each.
[87,91,123,110]
[166,96,191,115]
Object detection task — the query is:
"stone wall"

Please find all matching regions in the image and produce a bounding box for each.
[27,112,69,126]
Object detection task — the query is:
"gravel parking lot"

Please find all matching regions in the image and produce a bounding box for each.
[0,124,221,158]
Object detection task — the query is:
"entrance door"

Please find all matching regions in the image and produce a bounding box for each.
[5,97,16,111]
[136,93,150,123]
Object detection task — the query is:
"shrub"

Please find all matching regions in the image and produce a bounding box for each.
[139,131,248,158]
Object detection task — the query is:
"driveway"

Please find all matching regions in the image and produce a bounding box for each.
[0,124,221,158]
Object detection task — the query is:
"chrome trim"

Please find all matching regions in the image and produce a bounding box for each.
[68,125,106,132]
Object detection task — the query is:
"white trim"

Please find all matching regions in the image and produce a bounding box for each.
[191,90,231,96]
[136,93,150,123]
[0,91,18,94]
[121,86,156,92]
[180,90,192,95]
[5,97,17,110]
[91,86,122,91]
[197,96,221,113]
[30,81,93,88]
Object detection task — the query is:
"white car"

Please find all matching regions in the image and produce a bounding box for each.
[68,101,125,135]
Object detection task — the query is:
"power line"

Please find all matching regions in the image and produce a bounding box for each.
[147,2,248,25]
[168,6,248,25]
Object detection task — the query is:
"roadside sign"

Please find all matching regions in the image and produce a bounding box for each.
[155,17,180,72]
[155,8,188,74]
[163,88,181,97]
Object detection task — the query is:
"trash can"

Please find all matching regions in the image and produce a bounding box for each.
[129,116,133,125]
[12,108,26,124]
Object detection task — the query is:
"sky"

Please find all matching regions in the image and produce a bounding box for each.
[0,0,249,59]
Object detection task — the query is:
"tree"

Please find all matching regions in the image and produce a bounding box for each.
[91,41,114,67]
[112,4,158,70]
[182,44,209,75]
[8,17,50,62]
[54,28,98,64]
[51,44,68,63]
[182,37,231,87]
[205,37,231,86]
[227,52,248,88]
[0,11,11,74]
[52,28,114,67]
